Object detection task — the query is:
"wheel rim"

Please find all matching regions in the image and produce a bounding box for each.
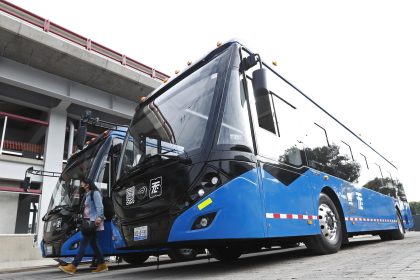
[179,248,194,256]
[318,203,338,242]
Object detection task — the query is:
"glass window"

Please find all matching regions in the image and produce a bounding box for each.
[217,70,253,151]
[271,94,303,166]
[96,158,110,197]
[129,51,227,154]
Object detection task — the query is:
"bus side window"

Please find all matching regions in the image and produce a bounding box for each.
[96,158,110,197]
[363,163,385,194]
[302,123,333,170]
[272,93,302,166]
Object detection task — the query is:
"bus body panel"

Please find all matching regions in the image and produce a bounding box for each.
[59,221,146,256]
[259,166,320,237]
[168,169,265,242]
[169,165,402,244]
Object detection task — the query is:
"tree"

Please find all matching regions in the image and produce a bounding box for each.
[303,144,361,183]
[363,177,408,201]
[409,202,420,215]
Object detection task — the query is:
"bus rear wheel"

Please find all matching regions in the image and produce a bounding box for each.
[209,246,242,262]
[380,210,405,241]
[122,253,150,265]
[305,193,342,254]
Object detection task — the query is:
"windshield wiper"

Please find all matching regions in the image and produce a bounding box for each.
[143,151,192,165]
[49,205,73,214]
[155,150,192,164]
[127,151,191,176]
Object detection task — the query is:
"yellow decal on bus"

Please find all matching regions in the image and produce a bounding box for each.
[198,198,213,210]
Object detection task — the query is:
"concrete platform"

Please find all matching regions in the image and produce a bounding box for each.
[0,234,41,262]
[0,258,56,274]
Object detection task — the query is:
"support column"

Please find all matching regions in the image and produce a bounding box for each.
[67,121,74,159]
[36,103,68,243]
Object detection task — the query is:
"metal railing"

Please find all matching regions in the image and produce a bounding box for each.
[0,111,48,158]
[0,111,102,160]
[0,0,170,82]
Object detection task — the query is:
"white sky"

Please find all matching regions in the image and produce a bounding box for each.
[8,0,420,201]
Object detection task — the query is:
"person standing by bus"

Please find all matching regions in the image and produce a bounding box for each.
[59,178,108,274]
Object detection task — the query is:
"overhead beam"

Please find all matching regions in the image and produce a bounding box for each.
[0,57,137,119]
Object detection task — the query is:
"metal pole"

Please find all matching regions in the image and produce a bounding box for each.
[0,116,8,155]
[31,202,38,234]
[67,121,74,159]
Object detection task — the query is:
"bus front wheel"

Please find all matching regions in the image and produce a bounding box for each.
[122,254,150,265]
[168,248,198,262]
[305,193,342,254]
[209,246,242,262]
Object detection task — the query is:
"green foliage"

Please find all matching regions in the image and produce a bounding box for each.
[304,144,361,183]
[409,201,420,215]
[364,177,407,201]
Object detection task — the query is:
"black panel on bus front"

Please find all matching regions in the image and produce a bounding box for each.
[112,160,204,247]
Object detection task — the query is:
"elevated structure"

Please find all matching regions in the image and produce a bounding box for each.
[0,0,168,258]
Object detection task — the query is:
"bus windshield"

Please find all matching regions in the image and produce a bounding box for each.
[47,139,108,213]
[119,49,229,176]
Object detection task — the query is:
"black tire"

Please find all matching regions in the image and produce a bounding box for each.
[304,193,342,254]
[391,211,405,240]
[379,232,393,241]
[168,248,198,262]
[209,246,242,262]
[280,242,301,249]
[122,254,150,265]
[380,210,405,241]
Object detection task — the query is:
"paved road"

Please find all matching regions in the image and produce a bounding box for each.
[2,232,420,280]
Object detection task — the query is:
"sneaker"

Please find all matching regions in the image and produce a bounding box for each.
[91,262,108,273]
[59,264,77,275]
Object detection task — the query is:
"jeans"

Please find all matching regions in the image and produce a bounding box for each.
[72,230,104,267]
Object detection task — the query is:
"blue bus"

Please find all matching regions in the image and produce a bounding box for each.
[40,128,199,264]
[111,41,413,261]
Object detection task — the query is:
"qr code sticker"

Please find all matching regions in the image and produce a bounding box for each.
[126,186,135,205]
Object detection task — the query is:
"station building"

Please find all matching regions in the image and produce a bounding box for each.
[0,0,168,260]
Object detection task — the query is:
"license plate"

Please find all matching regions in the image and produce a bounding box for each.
[133,226,148,241]
[45,245,53,256]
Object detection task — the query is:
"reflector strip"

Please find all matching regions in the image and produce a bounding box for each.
[345,217,397,223]
[198,198,213,210]
[266,213,319,220]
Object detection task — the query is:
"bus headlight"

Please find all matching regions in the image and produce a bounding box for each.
[53,218,62,230]
[178,166,228,212]
[200,217,208,227]
[70,242,79,250]
[192,213,216,230]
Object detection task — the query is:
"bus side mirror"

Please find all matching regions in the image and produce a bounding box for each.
[252,68,269,96]
[23,166,33,192]
[23,176,31,192]
[76,126,87,150]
